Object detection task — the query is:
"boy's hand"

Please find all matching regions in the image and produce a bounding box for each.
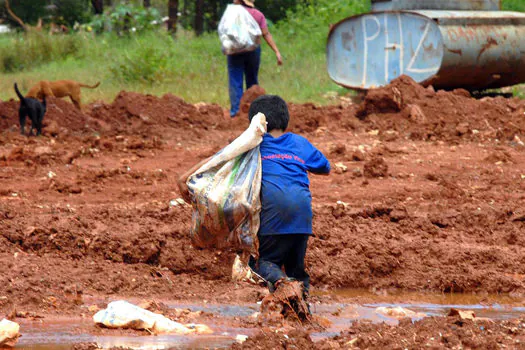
[177,156,213,204]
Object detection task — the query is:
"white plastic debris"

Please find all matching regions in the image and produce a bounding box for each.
[334,162,348,174]
[169,198,188,207]
[375,306,425,319]
[0,319,20,348]
[235,334,249,344]
[93,300,212,335]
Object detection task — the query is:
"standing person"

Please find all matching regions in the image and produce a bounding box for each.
[227,0,283,117]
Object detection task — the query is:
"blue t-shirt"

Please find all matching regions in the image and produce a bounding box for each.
[259,133,330,235]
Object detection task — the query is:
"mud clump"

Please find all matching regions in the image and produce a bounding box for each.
[484,150,514,163]
[363,157,388,178]
[232,329,315,350]
[239,85,266,114]
[260,280,310,324]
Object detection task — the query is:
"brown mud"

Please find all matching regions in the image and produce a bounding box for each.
[1,75,525,347]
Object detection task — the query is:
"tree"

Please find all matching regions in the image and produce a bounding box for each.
[143,0,150,7]
[3,0,48,27]
[194,0,204,36]
[91,0,103,14]
[53,0,91,26]
[167,0,178,33]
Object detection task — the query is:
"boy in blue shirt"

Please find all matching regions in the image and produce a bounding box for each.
[178,95,330,307]
[247,95,330,299]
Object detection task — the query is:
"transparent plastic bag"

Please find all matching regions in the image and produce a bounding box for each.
[187,113,267,255]
[218,4,262,55]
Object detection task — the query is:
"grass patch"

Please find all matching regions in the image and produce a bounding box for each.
[0,0,370,107]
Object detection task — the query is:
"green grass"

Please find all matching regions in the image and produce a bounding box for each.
[0,1,369,107]
[0,28,351,108]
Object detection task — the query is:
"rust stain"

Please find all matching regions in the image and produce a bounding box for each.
[341,31,354,51]
[447,48,463,56]
[424,43,434,52]
[477,36,498,62]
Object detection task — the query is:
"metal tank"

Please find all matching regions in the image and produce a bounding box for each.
[326,1,525,90]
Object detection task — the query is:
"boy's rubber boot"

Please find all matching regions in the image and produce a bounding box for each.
[303,289,312,316]
[273,277,311,321]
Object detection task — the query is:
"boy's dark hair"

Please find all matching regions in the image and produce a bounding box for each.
[248,95,289,132]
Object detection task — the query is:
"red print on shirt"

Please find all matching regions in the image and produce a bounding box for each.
[262,154,305,164]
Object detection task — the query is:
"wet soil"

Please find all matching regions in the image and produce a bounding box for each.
[1,76,525,347]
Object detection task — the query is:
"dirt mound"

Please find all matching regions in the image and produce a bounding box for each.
[0,97,88,135]
[357,75,525,142]
[239,85,266,114]
[317,316,525,349]
[0,99,19,131]
[88,91,225,135]
[1,92,227,138]
[363,156,388,178]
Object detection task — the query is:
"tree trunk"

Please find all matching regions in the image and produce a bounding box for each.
[91,0,104,14]
[194,0,204,36]
[206,0,219,30]
[167,0,179,33]
[143,0,151,7]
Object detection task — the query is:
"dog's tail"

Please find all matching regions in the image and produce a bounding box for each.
[14,83,26,105]
[79,81,100,89]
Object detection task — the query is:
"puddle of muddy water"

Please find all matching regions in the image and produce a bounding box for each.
[14,290,525,349]
[15,316,251,350]
[310,289,525,340]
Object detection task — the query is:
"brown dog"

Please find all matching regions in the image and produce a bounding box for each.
[26,80,100,109]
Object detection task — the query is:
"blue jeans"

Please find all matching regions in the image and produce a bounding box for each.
[249,234,310,292]
[227,46,261,117]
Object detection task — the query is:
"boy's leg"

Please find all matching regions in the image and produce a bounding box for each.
[227,53,245,117]
[283,234,310,293]
[253,234,287,288]
[244,46,261,89]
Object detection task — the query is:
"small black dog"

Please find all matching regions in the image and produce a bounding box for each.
[14,82,46,136]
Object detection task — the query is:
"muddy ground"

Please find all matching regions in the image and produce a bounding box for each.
[1,76,525,348]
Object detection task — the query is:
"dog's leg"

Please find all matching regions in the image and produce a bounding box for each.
[36,112,44,136]
[28,109,38,136]
[41,82,55,98]
[19,108,26,135]
[70,87,82,110]
[71,96,81,110]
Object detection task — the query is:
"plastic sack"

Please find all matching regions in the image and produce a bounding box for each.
[218,4,262,55]
[0,319,20,348]
[93,300,212,335]
[187,113,267,255]
[232,254,264,284]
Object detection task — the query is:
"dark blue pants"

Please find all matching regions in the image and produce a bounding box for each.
[227,46,261,117]
[250,234,310,292]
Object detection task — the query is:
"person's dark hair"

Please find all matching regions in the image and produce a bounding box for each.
[248,95,289,132]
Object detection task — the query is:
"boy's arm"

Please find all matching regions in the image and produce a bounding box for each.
[303,140,331,175]
[177,156,212,203]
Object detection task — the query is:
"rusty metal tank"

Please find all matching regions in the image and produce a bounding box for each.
[371,0,501,11]
[327,3,525,91]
